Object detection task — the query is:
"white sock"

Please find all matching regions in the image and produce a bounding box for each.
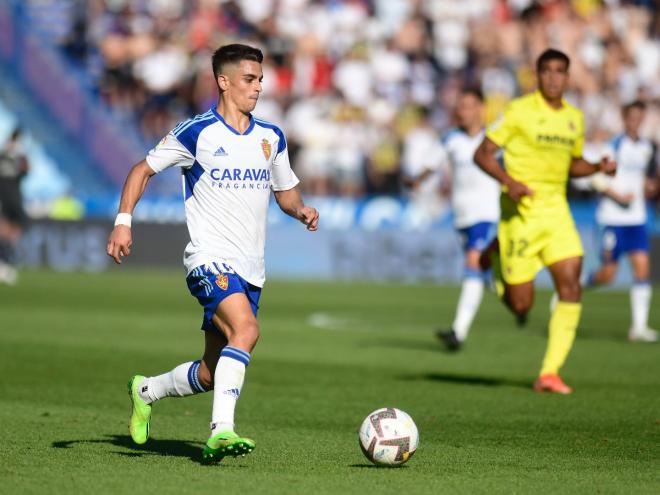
[630,282,651,333]
[452,277,484,341]
[211,346,250,435]
[138,360,207,404]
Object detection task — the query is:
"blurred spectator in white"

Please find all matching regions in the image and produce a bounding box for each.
[401,106,447,228]
[21,0,658,203]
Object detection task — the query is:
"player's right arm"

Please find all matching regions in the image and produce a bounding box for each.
[106,129,195,264]
[590,172,633,207]
[402,136,447,190]
[474,137,533,202]
[107,160,155,264]
[600,185,633,207]
[604,188,634,207]
[401,169,434,190]
[474,102,533,202]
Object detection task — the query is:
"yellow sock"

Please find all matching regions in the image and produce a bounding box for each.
[540,301,582,376]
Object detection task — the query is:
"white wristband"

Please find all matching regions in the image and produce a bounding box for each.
[591,173,608,193]
[114,213,132,228]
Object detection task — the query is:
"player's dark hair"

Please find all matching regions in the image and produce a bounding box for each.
[461,87,484,102]
[623,100,646,114]
[536,48,570,72]
[212,44,263,79]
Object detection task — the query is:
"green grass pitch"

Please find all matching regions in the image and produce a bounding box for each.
[1,270,658,494]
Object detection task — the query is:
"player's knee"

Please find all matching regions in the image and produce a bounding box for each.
[509,298,532,316]
[197,366,214,390]
[632,266,649,282]
[232,320,260,350]
[557,282,581,302]
[247,321,260,346]
[600,270,615,284]
[464,250,481,270]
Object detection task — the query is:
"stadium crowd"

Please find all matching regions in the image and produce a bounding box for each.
[27,0,660,198]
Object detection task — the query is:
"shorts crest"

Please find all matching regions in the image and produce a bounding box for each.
[215,274,229,290]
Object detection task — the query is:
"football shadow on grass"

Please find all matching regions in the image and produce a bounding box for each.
[349,463,409,469]
[52,435,245,466]
[401,372,530,389]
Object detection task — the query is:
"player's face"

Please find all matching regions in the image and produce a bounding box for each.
[537,59,569,101]
[623,107,645,136]
[456,94,483,129]
[218,60,263,113]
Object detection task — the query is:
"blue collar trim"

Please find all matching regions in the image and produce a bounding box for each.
[211,107,255,135]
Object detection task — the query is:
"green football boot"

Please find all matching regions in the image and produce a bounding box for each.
[202,431,255,463]
[127,375,152,445]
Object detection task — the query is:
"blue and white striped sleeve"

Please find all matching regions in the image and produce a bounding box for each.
[146,132,195,173]
[270,130,299,191]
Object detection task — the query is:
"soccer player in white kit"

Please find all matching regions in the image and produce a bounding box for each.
[585,101,658,342]
[106,44,319,462]
[435,89,500,351]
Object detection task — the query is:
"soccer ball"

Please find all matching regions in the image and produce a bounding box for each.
[358,407,419,466]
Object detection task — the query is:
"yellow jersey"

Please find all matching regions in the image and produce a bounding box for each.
[486,90,584,216]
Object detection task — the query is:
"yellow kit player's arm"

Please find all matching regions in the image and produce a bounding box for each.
[474,137,534,202]
[566,110,617,178]
[475,101,534,202]
[474,137,533,202]
[570,156,617,177]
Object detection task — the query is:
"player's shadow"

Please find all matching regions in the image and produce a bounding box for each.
[359,337,443,353]
[52,435,241,466]
[576,328,628,343]
[402,372,530,389]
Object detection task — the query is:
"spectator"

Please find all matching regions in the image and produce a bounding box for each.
[29,0,659,203]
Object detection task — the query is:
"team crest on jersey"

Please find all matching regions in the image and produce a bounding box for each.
[568,120,575,131]
[261,139,271,160]
[215,274,229,290]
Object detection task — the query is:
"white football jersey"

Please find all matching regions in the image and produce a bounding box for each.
[440,128,500,228]
[596,134,655,226]
[401,126,445,206]
[146,108,299,287]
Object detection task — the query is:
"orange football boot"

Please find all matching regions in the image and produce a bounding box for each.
[533,374,573,394]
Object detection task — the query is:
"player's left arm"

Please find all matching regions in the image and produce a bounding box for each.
[569,112,616,177]
[569,156,616,177]
[273,187,319,231]
[270,129,319,231]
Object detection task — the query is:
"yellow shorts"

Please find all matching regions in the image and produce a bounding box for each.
[498,210,584,285]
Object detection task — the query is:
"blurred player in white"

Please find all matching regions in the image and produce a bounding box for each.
[401,107,447,227]
[106,44,319,462]
[586,101,658,342]
[435,89,500,350]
